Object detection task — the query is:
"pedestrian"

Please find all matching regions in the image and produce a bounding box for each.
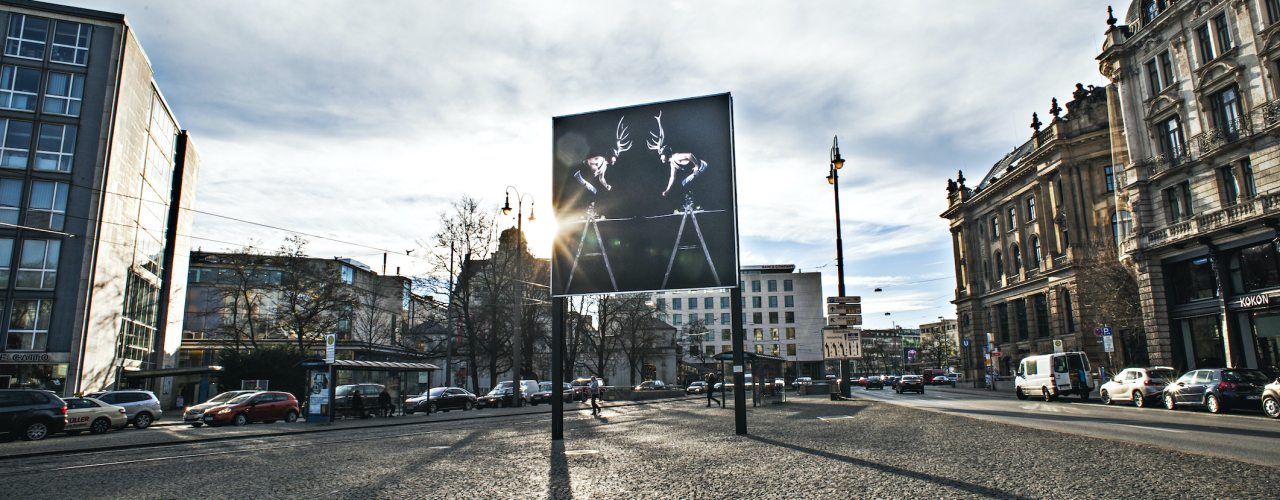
[378,389,393,417]
[351,390,367,419]
[705,372,719,407]
[589,376,601,415]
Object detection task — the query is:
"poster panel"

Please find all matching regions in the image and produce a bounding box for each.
[551,93,738,296]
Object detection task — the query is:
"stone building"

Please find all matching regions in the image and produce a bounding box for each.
[941,83,1126,382]
[1097,0,1280,375]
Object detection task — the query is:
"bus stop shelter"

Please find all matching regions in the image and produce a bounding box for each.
[303,359,439,422]
[712,352,787,406]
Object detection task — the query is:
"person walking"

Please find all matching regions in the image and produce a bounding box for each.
[377,389,393,417]
[589,376,602,415]
[705,372,719,407]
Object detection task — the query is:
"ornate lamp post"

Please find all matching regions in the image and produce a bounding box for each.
[826,136,852,397]
[502,187,534,407]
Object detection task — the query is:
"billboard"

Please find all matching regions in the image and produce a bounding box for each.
[552,94,738,296]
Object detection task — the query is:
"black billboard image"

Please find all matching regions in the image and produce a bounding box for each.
[552,94,738,296]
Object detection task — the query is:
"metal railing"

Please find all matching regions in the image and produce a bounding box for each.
[1139,190,1280,250]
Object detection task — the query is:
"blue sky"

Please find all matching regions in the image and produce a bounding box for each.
[65,0,1117,328]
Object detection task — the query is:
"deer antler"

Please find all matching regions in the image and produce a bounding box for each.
[647,111,665,153]
[613,116,632,160]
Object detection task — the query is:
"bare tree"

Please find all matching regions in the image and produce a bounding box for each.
[614,294,663,386]
[921,334,956,369]
[680,317,714,368]
[561,296,592,383]
[274,236,356,351]
[1074,241,1145,366]
[860,338,890,375]
[582,295,622,382]
[424,196,497,394]
[203,245,275,350]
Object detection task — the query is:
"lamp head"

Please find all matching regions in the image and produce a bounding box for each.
[502,193,512,215]
[826,172,835,185]
[528,202,535,222]
[831,136,845,169]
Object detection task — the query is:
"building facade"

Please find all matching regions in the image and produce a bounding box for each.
[1098,0,1280,376]
[0,1,200,397]
[942,83,1124,382]
[659,264,825,380]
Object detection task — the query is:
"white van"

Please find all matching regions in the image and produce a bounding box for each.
[495,380,540,404]
[1014,352,1092,401]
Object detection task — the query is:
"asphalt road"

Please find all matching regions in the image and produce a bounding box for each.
[850,384,1280,466]
[2,396,1278,499]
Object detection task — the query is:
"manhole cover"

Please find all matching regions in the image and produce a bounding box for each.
[817,415,854,421]
[564,449,599,455]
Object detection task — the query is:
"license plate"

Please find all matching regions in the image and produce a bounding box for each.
[204,415,214,421]
[1246,395,1260,400]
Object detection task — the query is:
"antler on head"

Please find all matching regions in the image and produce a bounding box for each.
[613,116,632,159]
[646,111,666,153]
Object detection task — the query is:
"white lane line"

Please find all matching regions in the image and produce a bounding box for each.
[818,415,856,421]
[1114,423,1186,433]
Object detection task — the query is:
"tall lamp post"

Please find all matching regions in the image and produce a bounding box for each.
[502,187,534,407]
[826,136,851,397]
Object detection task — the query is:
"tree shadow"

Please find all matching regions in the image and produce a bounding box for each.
[743,435,1020,498]
[549,440,571,500]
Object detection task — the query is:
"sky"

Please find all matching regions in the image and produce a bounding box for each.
[63,0,1118,329]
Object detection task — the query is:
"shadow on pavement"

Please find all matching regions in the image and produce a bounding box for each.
[945,407,1280,439]
[743,435,1019,498]
[549,441,570,500]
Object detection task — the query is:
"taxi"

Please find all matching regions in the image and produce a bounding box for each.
[62,397,128,435]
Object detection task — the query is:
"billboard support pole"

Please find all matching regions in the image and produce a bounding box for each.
[551,296,565,440]
[730,285,747,435]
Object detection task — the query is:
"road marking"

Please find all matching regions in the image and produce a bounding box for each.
[428,445,449,449]
[564,449,599,455]
[818,415,855,421]
[1114,424,1186,433]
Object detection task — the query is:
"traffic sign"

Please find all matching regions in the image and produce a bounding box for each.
[822,328,861,359]
[827,303,862,315]
[827,296,861,304]
[1102,327,1113,336]
[1103,335,1114,352]
[991,351,1002,357]
[961,339,971,347]
[1094,327,1103,337]
[827,315,863,326]
[1052,339,1064,353]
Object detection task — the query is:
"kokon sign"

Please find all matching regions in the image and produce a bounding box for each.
[1241,294,1270,308]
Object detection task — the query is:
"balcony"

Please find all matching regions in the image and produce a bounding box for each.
[1190,115,1251,158]
[1144,152,1192,180]
[1138,190,1280,250]
[1259,99,1280,130]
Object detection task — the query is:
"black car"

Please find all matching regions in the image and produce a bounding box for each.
[406,387,477,414]
[1163,368,1268,413]
[530,382,574,406]
[0,389,67,441]
[864,376,885,390]
[896,375,925,394]
[477,388,515,408]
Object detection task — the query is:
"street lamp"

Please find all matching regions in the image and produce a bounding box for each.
[827,136,852,398]
[503,186,534,407]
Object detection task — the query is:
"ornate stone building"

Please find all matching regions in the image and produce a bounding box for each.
[941,84,1125,382]
[1097,0,1280,375]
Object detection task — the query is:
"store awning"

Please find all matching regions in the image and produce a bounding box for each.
[122,366,224,378]
[329,360,439,371]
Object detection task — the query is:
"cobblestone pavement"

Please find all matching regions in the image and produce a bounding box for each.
[2,396,1277,499]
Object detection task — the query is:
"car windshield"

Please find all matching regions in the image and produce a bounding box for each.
[227,394,255,404]
[428,388,447,397]
[208,391,245,403]
[487,388,511,396]
[1223,370,1269,383]
[335,386,356,397]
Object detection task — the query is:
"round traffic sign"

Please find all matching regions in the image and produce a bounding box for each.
[1094,327,1103,337]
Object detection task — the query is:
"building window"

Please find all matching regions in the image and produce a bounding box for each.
[1034,293,1050,338]
[783,279,793,292]
[722,329,730,341]
[1146,51,1174,95]
[673,314,682,325]
[657,314,667,323]
[720,296,730,309]
[43,72,83,116]
[784,311,794,323]
[705,345,714,356]
[1061,228,1070,249]
[767,280,777,292]
[754,328,763,341]
[1213,13,1233,54]
[672,298,682,310]
[1208,85,1243,139]
[50,21,91,66]
[752,296,761,308]
[1112,211,1133,246]
[768,296,778,308]
[26,181,67,231]
[1241,158,1257,198]
[786,344,796,356]
[704,297,713,309]
[5,15,47,61]
[35,124,75,172]
[688,297,697,310]
[994,251,1004,280]
[0,237,11,283]
[688,346,698,357]
[1269,0,1280,25]
[1168,256,1218,304]
[997,303,1010,344]
[656,298,666,311]
[1062,290,1075,333]
[1012,245,1022,273]
[783,327,794,340]
[704,331,713,342]
[0,119,31,168]
[768,312,779,324]
[755,344,764,354]
[784,295,794,307]
[752,312,762,324]
[1160,116,1185,158]
[0,177,18,224]
[1140,0,1167,24]
[771,344,780,356]
[1015,298,1030,341]
[1104,166,1115,193]
[6,299,49,350]
[16,239,58,289]
[1007,206,1017,230]
[1228,241,1280,294]
[0,65,37,112]
[751,280,761,292]
[1026,196,1036,221]
[340,265,353,283]
[704,313,715,325]
[769,328,779,340]
[990,215,999,237]
[720,313,729,324]
[1164,181,1193,222]
[1030,236,1042,266]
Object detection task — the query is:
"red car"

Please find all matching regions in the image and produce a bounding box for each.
[202,391,299,427]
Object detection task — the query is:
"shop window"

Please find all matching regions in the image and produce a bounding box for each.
[1179,315,1225,369]
[1227,242,1280,294]
[1169,257,1218,304]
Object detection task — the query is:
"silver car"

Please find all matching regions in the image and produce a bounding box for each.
[90,390,163,429]
[1099,367,1176,407]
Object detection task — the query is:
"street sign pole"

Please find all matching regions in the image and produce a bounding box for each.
[827,297,860,398]
[551,296,564,441]
[730,286,747,435]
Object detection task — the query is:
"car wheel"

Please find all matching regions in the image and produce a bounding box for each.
[1264,396,1280,418]
[233,413,248,427]
[1101,390,1112,405]
[1133,391,1147,408]
[465,401,474,411]
[21,421,50,441]
[428,403,438,413]
[1015,388,1028,401]
[1206,394,1223,414]
[90,417,112,435]
[133,412,153,430]
[284,410,299,423]
[190,423,203,427]
[1164,393,1177,410]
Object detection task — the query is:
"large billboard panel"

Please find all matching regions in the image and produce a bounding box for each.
[552,94,738,296]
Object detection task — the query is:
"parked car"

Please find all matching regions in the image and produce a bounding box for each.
[922,369,946,386]
[529,382,573,406]
[1014,352,1092,401]
[635,380,666,391]
[0,389,66,441]
[864,376,885,390]
[495,380,540,404]
[791,377,812,390]
[62,397,127,435]
[686,381,707,394]
[334,383,385,417]
[944,373,962,385]
[1162,368,1268,413]
[1264,378,1280,418]
[406,387,477,414]
[202,391,299,426]
[89,390,162,429]
[477,388,515,408]
[896,375,924,394]
[569,379,597,400]
[1099,367,1176,407]
[184,390,259,426]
